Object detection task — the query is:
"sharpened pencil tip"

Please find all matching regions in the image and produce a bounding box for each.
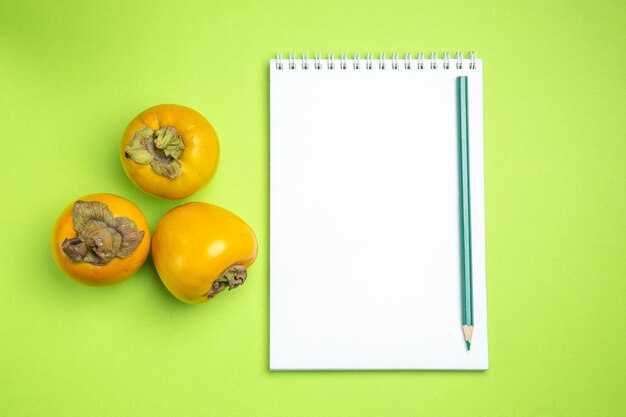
[462,325,474,351]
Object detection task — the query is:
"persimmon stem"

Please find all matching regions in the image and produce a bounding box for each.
[61,201,145,266]
[124,126,185,179]
[206,264,247,299]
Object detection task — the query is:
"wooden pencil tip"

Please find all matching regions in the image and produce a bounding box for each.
[462,325,474,351]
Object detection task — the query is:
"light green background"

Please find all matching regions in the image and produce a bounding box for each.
[1,0,624,416]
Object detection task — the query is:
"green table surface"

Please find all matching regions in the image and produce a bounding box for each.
[1,1,624,416]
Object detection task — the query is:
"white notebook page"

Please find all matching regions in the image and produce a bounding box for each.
[270,57,488,370]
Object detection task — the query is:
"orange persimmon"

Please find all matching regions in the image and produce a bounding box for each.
[120,104,219,199]
[151,202,257,304]
[51,193,151,286]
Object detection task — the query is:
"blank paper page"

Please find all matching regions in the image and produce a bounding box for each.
[269,57,488,370]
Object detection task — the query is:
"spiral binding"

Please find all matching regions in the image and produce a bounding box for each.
[275,51,477,70]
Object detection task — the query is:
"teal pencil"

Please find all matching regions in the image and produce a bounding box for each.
[457,76,474,351]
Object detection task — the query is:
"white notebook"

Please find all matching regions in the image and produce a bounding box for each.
[269,52,488,370]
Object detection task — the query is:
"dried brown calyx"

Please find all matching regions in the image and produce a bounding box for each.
[124,126,185,179]
[61,201,145,266]
[205,264,248,299]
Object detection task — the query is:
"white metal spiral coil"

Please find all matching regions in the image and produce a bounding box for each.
[275,52,478,70]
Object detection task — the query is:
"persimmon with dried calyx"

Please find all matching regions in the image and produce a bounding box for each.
[120,104,220,199]
[151,202,257,304]
[51,193,151,286]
